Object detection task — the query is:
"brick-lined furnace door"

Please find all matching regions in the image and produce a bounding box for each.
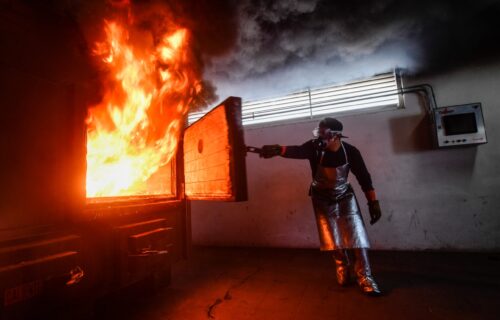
[183,97,248,201]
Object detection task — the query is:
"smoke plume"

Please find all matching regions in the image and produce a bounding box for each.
[12,0,500,102]
[204,0,500,100]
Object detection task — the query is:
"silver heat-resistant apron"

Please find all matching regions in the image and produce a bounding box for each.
[311,142,370,251]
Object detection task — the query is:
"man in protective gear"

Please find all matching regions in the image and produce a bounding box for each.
[260,117,382,296]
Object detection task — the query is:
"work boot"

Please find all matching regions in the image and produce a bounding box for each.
[353,248,382,296]
[333,250,349,286]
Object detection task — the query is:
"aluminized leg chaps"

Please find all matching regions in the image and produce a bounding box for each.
[353,248,382,296]
[333,250,349,286]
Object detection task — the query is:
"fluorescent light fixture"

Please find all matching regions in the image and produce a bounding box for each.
[188,71,401,126]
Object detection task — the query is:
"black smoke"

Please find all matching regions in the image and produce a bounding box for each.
[6,0,500,100]
[204,0,500,99]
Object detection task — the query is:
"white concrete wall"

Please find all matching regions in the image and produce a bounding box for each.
[191,62,500,251]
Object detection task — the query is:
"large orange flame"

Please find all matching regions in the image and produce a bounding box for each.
[86,20,201,197]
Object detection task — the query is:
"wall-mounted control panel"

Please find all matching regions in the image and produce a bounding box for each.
[434,103,487,148]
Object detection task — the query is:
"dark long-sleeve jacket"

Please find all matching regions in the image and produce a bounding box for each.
[282,140,374,192]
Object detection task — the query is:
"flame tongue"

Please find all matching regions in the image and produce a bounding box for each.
[86,20,200,197]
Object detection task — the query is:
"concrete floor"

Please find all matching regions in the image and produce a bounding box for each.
[91,247,500,320]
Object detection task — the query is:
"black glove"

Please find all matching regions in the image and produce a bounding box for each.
[260,145,282,158]
[368,200,382,225]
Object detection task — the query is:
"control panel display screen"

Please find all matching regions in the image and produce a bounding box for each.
[442,113,477,136]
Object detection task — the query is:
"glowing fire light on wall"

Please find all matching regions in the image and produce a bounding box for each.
[86,19,201,197]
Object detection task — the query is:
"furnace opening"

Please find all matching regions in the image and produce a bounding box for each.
[85,14,202,201]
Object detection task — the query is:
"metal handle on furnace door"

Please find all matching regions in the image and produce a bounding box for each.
[130,248,169,257]
[246,146,262,155]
